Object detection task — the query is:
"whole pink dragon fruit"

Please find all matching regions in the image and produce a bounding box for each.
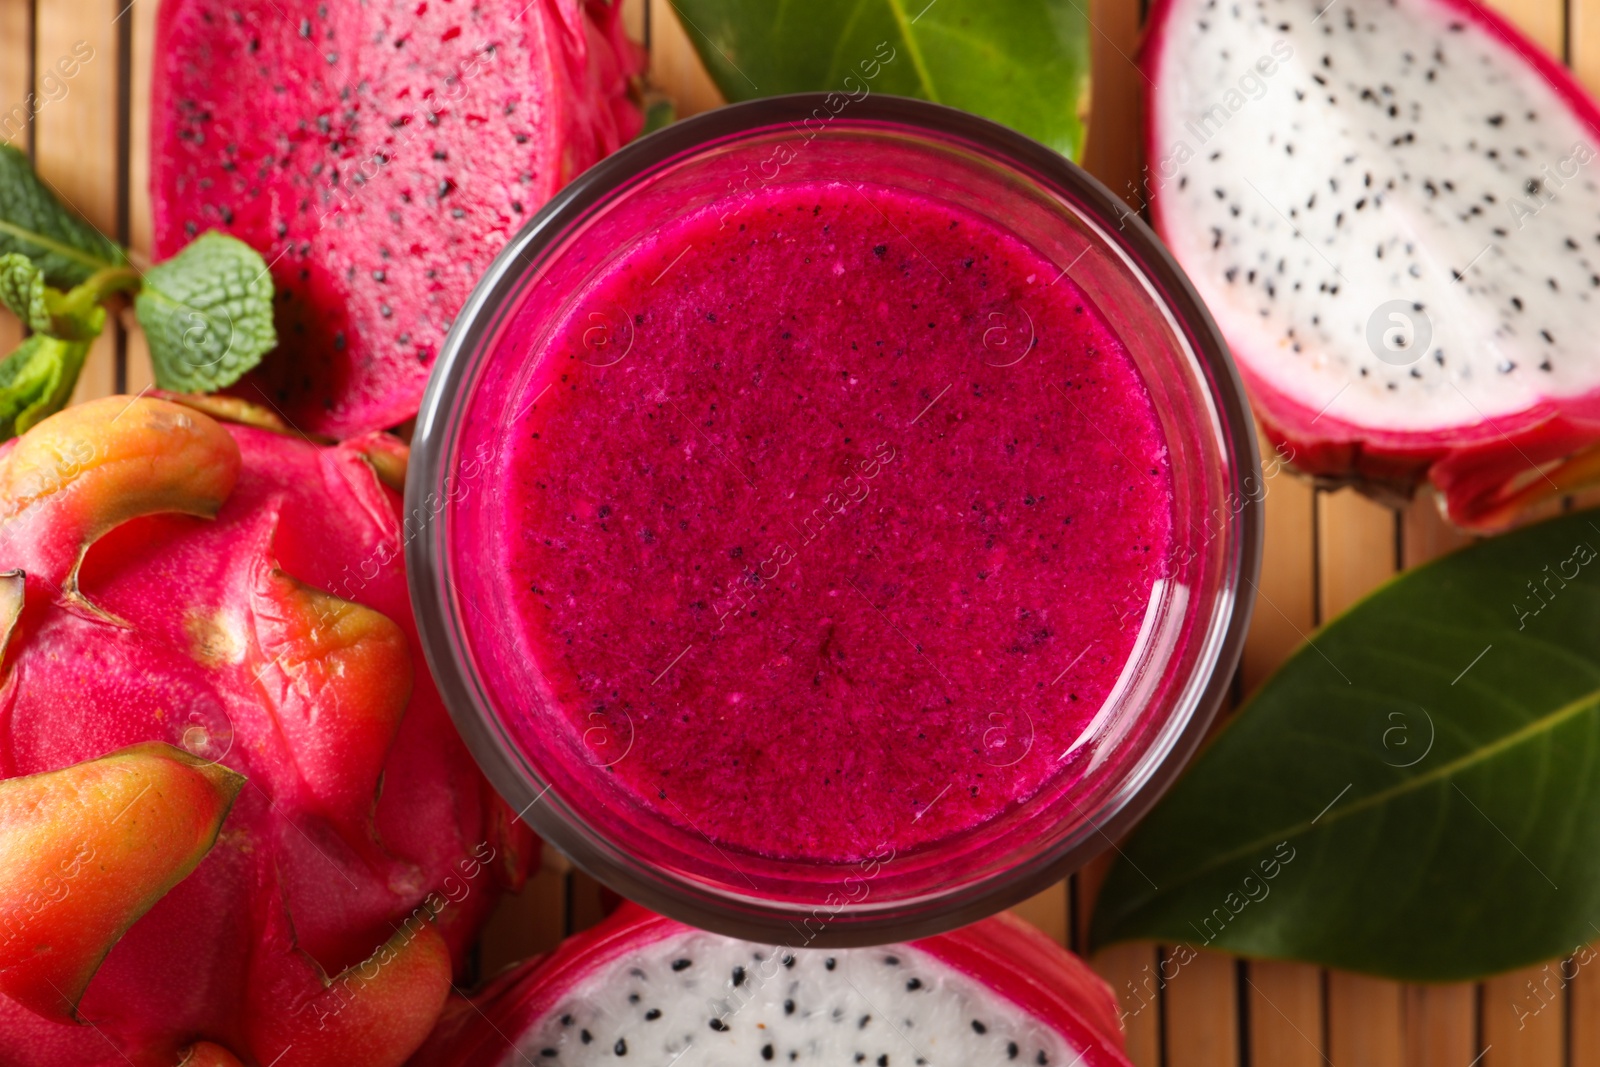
[410,904,1135,1067]
[1144,0,1600,529]
[151,0,644,439]
[0,395,533,1067]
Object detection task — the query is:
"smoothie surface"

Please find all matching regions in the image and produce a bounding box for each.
[496,180,1175,863]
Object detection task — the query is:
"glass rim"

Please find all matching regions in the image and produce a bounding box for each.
[407,92,1264,946]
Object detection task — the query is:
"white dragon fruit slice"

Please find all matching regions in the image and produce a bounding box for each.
[409,906,1134,1067]
[1145,0,1600,528]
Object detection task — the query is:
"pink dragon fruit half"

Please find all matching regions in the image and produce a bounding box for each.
[1144,0,1600,529]
[409,904,1135,1067]
[151,0,644,439]
[0,395,533,1067]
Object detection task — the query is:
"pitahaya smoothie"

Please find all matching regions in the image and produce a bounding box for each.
[495,180,1175,864]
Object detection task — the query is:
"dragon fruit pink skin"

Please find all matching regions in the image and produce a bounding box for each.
[1144,0,1600,529]
[151,0,643,439]
[0,396,533,1067]
[409,905,1135,1067]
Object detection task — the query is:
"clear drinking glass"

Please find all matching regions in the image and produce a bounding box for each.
[407,94,1262,945]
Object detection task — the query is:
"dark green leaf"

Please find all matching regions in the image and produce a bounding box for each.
[667,0,1091,158]
[134,232,277,393]
[1090,508,1600,980]
[0,145,125,287]
[0,334,90,440]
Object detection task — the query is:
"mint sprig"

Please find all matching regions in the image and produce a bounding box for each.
[135,233,277,393]
[0,150,280,438]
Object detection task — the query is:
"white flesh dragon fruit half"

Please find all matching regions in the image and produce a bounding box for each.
[1145,0,1600,528]
[408,906,1134,1067]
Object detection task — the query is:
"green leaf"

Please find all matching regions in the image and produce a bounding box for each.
[1090,508,1600,981]
[667,0,1091,158]
[134,232,277,393]
[0,253,112,340]
[0,334,90,440]
[0,253,51,333]
[0,145,125,287]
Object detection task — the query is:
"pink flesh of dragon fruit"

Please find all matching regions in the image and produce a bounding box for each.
[408,905,1135,1067]
[1145,0,1600,528]
[0,396,533,1067]
[151,0,644,439]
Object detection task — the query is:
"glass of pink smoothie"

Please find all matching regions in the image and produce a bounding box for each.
[409,96,1261,944]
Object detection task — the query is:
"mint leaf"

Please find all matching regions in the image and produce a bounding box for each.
[134,232,276,393]
[0,145,125,287]
[0,253,50,332]
[0,334,90,439]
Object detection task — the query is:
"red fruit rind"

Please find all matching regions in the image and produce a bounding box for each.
[0,395,511,1065]
[0,396,239,608]
[0,743,243,1021]
[251,567,412,834]
[409,905,1136,1067]
[1141,0,1600,531]
[245,894,452,1067]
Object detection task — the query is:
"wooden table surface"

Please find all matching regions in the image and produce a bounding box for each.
[4,0,1597,1064]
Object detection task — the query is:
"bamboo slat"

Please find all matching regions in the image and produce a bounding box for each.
[1329,972,1407,1067]
[0,4,28,361]
[1080,852,1161,1066]
[1575,961,1600,1067]
[125,0,154,393]
[1083,0,1147,206]
[36,0,122,404]
[1405,984,1479,1067]
[1484,965,1566,1067]
[1165,951,1240,1067]
[1242,432,1317,694]
[1248,961,1325,1067]
[1099,942,1165,1067]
